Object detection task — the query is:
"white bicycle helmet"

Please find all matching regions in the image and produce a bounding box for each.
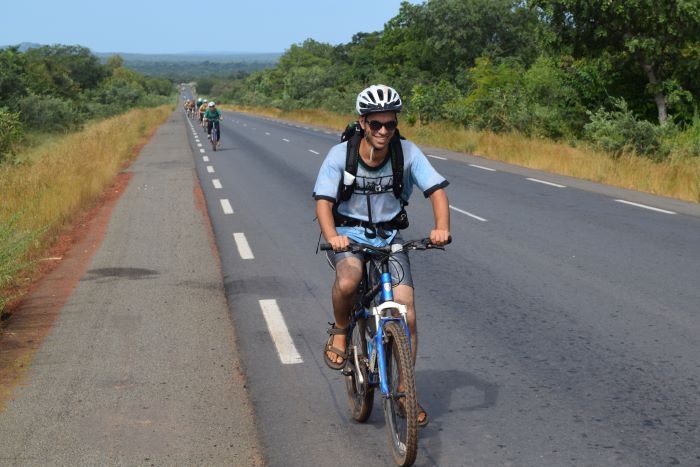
[356,84,402,115]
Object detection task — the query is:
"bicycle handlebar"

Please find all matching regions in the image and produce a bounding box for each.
[319,236,451,253]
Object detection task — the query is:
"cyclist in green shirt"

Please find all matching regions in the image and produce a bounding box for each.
[203,101,223,140]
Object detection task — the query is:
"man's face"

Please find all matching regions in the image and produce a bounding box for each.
[361,111,397,150]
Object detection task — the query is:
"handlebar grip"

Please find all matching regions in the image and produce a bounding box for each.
[320,244,333,251]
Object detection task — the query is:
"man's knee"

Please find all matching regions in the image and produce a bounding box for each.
[334,275,359,297]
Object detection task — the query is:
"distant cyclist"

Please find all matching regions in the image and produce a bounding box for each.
[198,99,208,126]
[204,101,223,141]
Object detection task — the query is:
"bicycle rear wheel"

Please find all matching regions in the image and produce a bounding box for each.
[383,320,418,466]
[211,127,218,151]
[344,318,374,422]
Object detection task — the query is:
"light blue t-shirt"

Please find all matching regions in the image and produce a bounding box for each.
[313,139,448,246]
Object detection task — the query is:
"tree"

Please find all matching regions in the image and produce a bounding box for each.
[531,0,700,124]
[0,47,28,107]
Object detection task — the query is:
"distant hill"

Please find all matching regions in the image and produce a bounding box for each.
[1,43,280,80]
[100,52,281,80]
[94,51,281,63]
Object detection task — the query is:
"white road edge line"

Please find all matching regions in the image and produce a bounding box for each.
[615,199,676,215]
[259,299,303,364]
[527,177,566,188]
[469,164,496,172]
[212,179,222,189]
[220,199,234,214]
[449,205,487,222]
[233,232,254,259]
[427,154,447,160]
[308,149,320,155]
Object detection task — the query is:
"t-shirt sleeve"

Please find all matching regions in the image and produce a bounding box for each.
[403,141,449,197]
[313,144,345,202]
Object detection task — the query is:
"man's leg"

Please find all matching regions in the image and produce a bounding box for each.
[326,255,362,365]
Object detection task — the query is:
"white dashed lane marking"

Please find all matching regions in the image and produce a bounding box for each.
[527,178,566,188]
[233,232,254,259]
[449,205,487,222]
[220,199,234,214]
[615,199,676,215]
[469,164,496,172]
[258,299,303,365]
[212,179,222,189]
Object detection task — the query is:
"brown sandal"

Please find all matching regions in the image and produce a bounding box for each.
[323,323,348,370]
[417,403,429,427]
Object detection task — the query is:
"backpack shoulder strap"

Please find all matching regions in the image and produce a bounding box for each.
[390,129,404,200]
[338,122,362,202]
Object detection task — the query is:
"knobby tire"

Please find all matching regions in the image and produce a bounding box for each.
[344,317,374,422]
[383,320,418,466]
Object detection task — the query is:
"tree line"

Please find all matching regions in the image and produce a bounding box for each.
[0,45,174,164]
[206,0,700,161]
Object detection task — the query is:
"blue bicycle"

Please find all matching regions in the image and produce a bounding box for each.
[321,237,448,466]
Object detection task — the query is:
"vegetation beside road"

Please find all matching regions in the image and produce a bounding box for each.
[0,106,172,316]
[225,104,700,204]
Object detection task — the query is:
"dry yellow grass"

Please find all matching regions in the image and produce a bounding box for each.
[0,106,172,307]
[224,105,699,203]
[1,106,172,231]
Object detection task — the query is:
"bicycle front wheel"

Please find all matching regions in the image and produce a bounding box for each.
[344,318,374,422]
[383,320,418,466]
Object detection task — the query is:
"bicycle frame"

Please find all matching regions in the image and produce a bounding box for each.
[354,253,411,397]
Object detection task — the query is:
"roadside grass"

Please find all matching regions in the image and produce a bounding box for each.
[0,105,173,315]
[223,105,700,204]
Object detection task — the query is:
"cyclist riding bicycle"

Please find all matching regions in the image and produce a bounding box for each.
[198,99,208,126]
[204,101,223,141]
[313,84,451,427]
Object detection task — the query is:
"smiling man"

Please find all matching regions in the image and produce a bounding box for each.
[312,84,450,427]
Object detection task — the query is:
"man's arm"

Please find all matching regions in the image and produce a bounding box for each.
[316,199,349,251]
[428,188,451,245]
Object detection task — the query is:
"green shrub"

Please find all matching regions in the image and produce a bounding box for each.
[584,98,672,161]
[0,107,23,164]
[18,94,83,132]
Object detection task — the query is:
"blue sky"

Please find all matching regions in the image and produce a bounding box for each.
[1,0,422,55]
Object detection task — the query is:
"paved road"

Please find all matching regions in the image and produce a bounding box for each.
[0,110,262,466]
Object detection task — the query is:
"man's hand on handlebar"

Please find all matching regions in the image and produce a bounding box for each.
[328,235,351,251]
[429,229,451,246]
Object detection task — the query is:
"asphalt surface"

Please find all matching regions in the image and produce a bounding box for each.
[0,110,262,466]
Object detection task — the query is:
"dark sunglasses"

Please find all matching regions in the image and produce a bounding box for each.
[367,119,398,132]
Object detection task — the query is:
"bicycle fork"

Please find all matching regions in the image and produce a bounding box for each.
[368,267,411,397]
